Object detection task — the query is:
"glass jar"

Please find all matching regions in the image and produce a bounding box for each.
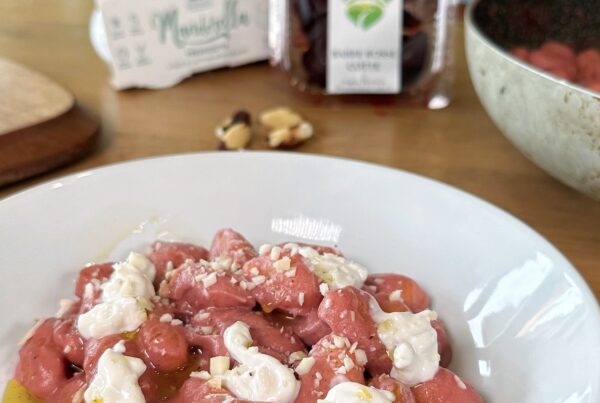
[270,0,458,108]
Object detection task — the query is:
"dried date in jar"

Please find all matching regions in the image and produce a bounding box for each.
[270,0,457,108]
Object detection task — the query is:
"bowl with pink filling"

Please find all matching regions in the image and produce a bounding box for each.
[466,0,600,199]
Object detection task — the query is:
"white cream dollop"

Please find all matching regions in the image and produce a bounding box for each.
[370,297,440,386]
[102,254,155,301]
[77,252,155,339]
[317,382,395,403]
[77,297,148,339]
[83,341,146,403]
[285,244,368,290]
[221,321,300,403]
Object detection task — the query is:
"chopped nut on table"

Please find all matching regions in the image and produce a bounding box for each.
[215,110,252,150]
[259,107,314,148]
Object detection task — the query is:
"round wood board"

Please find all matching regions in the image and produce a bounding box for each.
[0,58,99,187]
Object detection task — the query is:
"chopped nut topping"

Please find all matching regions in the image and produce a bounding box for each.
[251,275,266,285]
[332,335,347,348]
[210,356,230,376]
[343,356,355,371]
[288,351,308,364]
[295,356,316,375]
[190,370,211,380]
[273,256,291,271]
[389,289,403,302]
[354,348,368,366]
[159,313,173,323]
[207,376,222,389]
[270,246,282,261]
[200,326,214,334]
[201,272,218,288]
[258,244,273,256]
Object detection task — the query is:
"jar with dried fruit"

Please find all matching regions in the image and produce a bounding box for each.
[270,0,458,108]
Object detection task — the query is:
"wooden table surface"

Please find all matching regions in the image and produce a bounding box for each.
[1,1,599,299]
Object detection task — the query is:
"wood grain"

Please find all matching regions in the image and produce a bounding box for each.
[0,1,599,299]
[0,57,99,186]
[0,58,73,135]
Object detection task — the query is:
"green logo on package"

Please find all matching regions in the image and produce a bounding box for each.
[345,0,390,30]
[153,0,249,48]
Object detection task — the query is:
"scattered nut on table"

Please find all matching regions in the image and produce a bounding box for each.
[259,107,314,148]
[215,110,252,150]
[259,107,302,129]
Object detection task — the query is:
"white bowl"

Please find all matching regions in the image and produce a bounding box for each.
[465,0,600,200]
[1,152,599,402]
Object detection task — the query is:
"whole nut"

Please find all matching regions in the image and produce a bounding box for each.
[259,107,302,130]
[219,123,251,150]
[215,110,252,150]
[268,121,314,148]
[293,121,314,141]
[230,110,251,126]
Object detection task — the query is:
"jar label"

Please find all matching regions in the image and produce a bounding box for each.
[327,0,403,94]
[95,0,269,90]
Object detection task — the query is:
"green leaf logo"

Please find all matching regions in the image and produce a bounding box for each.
[346,0,388,30]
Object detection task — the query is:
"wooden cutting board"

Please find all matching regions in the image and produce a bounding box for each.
[0,58,100,187]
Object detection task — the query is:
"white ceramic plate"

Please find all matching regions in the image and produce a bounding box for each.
[1,152,599,402]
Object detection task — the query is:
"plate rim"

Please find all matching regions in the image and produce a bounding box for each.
[2,153,600,301]
[3,150,598,299]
